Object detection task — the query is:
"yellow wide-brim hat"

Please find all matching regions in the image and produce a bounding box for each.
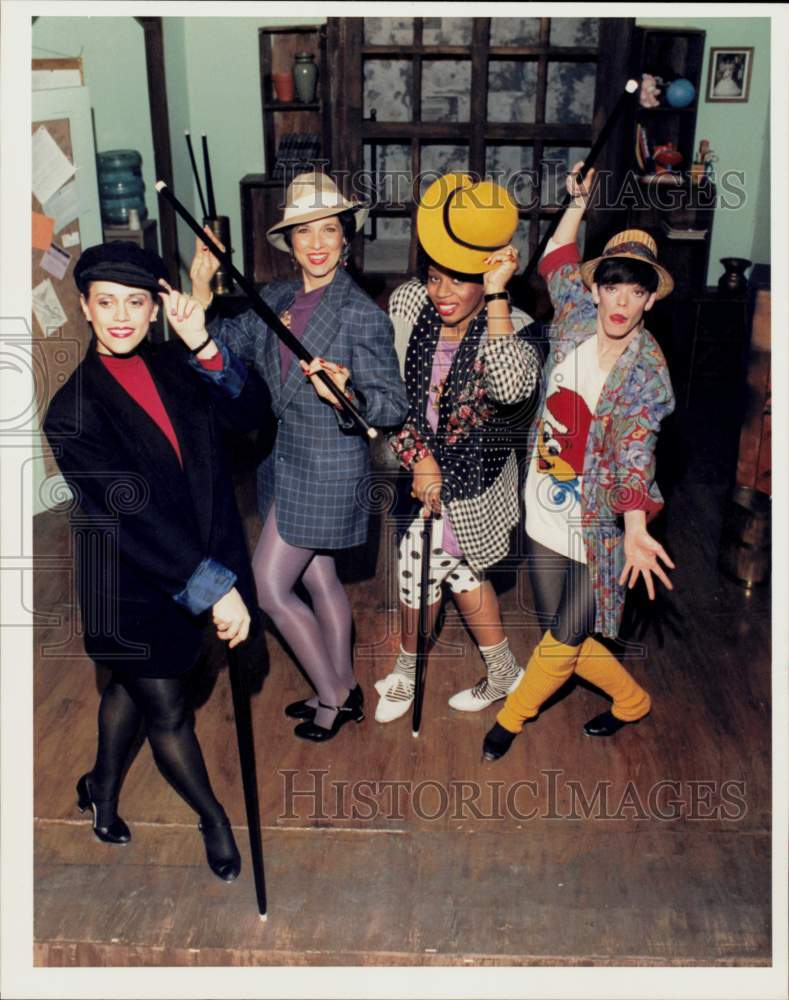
[266,171,369,252]
[416,173,519,274]
[579,229,674,300]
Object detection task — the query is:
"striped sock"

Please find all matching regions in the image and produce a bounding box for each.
[479,638,521,696]
[393,647,418,681]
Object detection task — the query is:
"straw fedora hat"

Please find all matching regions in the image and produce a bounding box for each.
[416,173,519,274]
[579,229,674,300]
[266,171,369,252]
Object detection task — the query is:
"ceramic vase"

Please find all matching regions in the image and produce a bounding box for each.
[293,52,318,104]
[718,257,751,295]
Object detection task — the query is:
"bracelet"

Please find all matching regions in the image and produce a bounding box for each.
[484,291,510,304]
[189,333,213,355]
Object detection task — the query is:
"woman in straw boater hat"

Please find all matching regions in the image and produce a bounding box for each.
[374,173,542,723]
[189,171,408,742]
[482,162,676,761]
[43,242,270,882]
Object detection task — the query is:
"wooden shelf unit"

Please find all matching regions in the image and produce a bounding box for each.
[625,26,713,301]
[259,24,330,174]
[243,25,332,285]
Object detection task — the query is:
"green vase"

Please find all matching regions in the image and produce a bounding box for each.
[293,52,318,104]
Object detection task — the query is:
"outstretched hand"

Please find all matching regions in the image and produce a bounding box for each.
[619,525,675,601]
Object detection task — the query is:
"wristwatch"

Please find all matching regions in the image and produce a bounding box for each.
[484,291,510,304]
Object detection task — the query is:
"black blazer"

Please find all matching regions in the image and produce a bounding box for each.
[43,339,270,676]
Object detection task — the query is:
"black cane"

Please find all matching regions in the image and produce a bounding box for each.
[226,642,267,919]
[184,131,208,219]
[411,513,433,737]
[201,133,217,219]
[521,79,639,285]
[155,180,378,439]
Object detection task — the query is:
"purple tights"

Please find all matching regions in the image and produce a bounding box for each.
[252,505,355,728]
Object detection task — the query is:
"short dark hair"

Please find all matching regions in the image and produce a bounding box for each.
[416,246,484,286]
[593,257,659,294]
[281,209,357,250]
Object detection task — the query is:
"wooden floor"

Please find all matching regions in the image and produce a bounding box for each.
[33,394,772,967]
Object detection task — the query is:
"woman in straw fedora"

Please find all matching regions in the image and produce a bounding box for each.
[189,171,408,742]
[482,162,676,761]
[374,173,542,724]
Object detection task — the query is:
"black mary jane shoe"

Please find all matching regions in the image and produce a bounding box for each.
[481,722,519,762]
[285,684,364,721]
[583,709,643,737]
[198,818,241,882]
[76,773,131,845]
[293,692,365,742]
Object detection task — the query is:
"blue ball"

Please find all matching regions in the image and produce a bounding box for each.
[666,78,696,108]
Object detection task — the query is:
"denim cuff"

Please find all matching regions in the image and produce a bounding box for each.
[188,339,247,398]
[173,557,237,615]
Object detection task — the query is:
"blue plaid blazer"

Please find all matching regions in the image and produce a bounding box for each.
[206,268,408,549]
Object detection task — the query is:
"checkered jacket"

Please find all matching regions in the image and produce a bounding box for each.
[389,279,541,572]
[205,268,408,549]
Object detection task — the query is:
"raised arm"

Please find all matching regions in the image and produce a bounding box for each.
[549,161,595,251]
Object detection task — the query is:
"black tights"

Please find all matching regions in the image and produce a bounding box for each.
[90,673,226,824]
[526,536,596,648]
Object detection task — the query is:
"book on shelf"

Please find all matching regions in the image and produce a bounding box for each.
[660,220,708,240]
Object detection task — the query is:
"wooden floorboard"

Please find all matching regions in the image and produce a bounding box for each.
[32,397,773,967]
[34,822,770,967]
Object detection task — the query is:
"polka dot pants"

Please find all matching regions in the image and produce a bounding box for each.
[397,514,483,610]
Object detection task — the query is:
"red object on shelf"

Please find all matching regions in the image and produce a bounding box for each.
[272,72,294,102]
[653,142,683,173]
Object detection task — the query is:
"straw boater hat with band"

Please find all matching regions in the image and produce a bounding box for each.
[416,173,519,274]
[579,228,674,300]
[266,171,369,252]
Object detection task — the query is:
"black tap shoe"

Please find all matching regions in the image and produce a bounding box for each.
[481,722,519,761]
[286,684,363,722]
[293,691,365,742]
[583,709,643,737]
[198,818,241,882]
[76,773,131,845]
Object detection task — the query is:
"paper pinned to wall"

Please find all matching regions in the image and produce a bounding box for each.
[61,231,81,248]
[32,212,55,251]
[42,179,79,233]
[32,126,76,205]
[41,244,71,281]
[32,277,69,336]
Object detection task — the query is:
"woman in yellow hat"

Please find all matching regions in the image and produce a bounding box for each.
[374,174,542,723]
[189,171,408,742]
[482,162,676,761]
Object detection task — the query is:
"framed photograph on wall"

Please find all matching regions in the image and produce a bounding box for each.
[706,47,753,102]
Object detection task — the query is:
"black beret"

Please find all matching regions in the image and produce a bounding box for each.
[74,242,170,295]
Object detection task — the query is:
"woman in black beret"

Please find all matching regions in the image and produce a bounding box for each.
[43,242,269,882]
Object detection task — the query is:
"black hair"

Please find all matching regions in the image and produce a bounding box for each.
[281,209,357,250]
[415,245,484,286]
[593,256,659,294]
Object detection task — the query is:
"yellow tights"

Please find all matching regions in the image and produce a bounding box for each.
[497,632,651,734]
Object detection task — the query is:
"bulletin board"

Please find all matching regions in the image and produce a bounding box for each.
[31,86,102,486]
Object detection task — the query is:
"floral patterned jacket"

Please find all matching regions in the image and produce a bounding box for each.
[534,243,675,637]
